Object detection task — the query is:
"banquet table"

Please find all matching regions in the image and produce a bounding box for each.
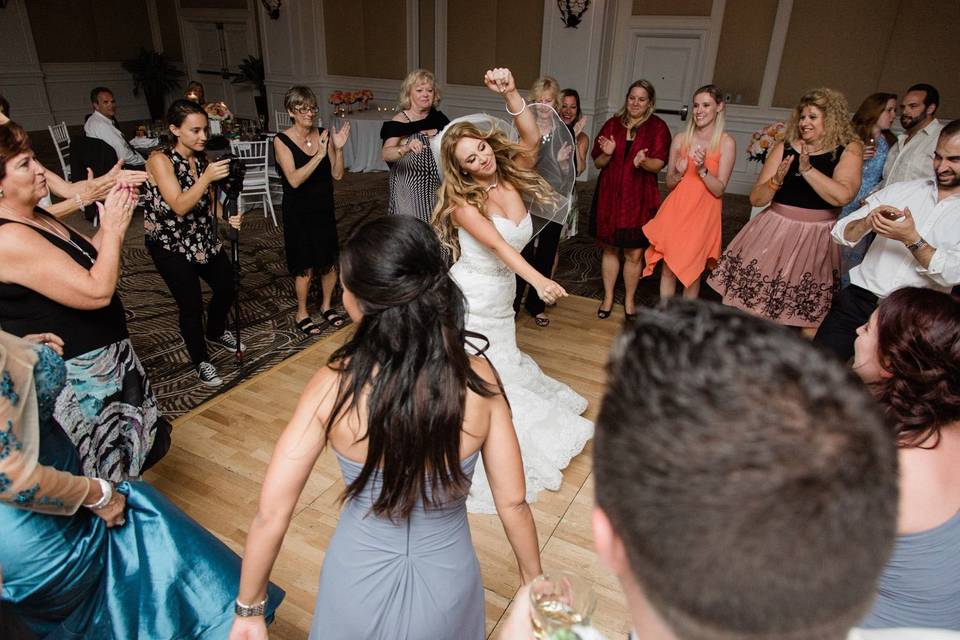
[337,111,390,173]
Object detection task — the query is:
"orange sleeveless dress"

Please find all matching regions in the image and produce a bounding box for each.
[643,150,722,287]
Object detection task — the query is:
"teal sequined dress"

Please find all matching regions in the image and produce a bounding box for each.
[0,346,284,638]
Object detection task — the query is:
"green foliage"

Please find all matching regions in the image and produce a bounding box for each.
[232,55,265,88]
[121,48,184,98]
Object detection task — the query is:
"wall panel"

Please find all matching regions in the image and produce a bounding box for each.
[446,0,542,88]
[711,0,776,105]
[323,0,406,80]
[632,0,711,16]
[773,0,899,109]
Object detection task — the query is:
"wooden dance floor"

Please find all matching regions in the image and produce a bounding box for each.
[145,294,629,638]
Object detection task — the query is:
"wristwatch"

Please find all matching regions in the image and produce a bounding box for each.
[905,236,928,252]
[235,596,268,617]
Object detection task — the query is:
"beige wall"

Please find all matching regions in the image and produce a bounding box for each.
[26,0,153,63]
[446,0,543,88]
[632,0,711,16]
[772,0,958,119]
[712,0,777,105]
[323,0,407,80]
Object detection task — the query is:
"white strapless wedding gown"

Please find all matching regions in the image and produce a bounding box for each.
[449,213,593,514]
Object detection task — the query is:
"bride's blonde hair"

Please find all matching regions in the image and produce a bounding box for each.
[431,121,557,260]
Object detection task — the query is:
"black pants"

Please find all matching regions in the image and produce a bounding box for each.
[513,221,563,317]
[148,244,235,366]
[813,284,879,362]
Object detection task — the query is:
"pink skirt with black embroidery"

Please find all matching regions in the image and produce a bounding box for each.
[707,203,840,328]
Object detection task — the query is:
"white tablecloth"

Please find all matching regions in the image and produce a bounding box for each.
[338,112,390,173]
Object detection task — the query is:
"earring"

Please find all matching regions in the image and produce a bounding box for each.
[0,187,4,198]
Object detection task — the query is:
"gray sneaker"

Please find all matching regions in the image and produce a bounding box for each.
[196,361,223,387]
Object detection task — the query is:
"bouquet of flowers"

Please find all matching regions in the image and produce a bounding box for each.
[329,90,344,106]
[746,121,786,164]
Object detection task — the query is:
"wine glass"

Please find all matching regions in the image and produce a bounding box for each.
[529,571,597,639]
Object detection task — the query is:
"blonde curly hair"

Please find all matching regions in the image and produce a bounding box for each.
[784,88,859,158]
[398,69,441,111]
[431,121,558,260]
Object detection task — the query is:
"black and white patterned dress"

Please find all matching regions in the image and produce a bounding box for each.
[380,108,450,223]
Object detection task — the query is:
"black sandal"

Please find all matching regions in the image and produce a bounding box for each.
[534,314,550,327]
[597,304,613,319]
[295,317,323,336]
[322,308,347,328]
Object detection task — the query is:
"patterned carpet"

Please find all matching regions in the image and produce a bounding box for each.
[62,173,751,418]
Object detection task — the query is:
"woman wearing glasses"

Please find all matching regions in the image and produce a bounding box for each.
[275,86,351,336]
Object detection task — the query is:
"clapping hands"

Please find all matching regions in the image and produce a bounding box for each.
[331,121,351,149]
[633,147,649,168]
[597,135,616,156]
[97,182,137,236]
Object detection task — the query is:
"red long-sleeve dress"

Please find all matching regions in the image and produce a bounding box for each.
[589,115,671,248]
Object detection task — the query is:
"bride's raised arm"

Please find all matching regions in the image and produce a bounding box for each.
[483,68,539,166]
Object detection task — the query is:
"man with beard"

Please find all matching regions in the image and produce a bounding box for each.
[882,83,944,186]
[814,119,960,361]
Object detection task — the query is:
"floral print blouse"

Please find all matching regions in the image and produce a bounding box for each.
[142,148,221,264]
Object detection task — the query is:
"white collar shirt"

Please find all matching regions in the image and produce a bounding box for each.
[882,119,944,187]
[832,178,960,297]
[83,110,145,167]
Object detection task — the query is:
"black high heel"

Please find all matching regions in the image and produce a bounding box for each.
[597,304,613,319]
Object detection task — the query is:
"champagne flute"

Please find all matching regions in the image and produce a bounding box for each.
[529,571,597,639]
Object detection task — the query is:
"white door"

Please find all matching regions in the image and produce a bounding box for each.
[626,32,705,133]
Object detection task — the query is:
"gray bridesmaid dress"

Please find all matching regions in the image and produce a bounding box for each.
[309,449,485,639]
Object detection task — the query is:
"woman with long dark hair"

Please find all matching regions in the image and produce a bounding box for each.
[142,99,243,387]
[229,216,541,640]
[852,287,960,629]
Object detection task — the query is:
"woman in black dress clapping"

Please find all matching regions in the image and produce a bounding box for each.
[275,86,350,336]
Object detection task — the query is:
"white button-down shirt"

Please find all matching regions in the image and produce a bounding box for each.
[832,178,960,297]
[882,119,944,187]
[83,110,145,167]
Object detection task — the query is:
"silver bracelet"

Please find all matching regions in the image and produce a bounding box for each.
[74,193,85,209]
[235,596,268,617]
[505,97,526,117]
[83,478,113,510]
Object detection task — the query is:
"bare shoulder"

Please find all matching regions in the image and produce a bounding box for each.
[469,355,499,387]
[391,112,407,123]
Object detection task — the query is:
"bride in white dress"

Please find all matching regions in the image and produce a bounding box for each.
[432,68,593,514]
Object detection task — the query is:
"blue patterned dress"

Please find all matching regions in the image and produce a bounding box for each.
[0,346,284,638]
[838,135,890,286]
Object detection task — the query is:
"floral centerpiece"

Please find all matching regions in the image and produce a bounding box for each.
[746,121,786,164]
[358,89,374,110]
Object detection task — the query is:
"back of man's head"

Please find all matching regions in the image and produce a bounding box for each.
[594,300,897,640]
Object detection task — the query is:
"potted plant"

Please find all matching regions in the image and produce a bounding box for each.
[122,48,185,121]
[232,55,268,125]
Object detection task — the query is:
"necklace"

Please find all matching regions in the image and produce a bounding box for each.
[483,178,499,192]
[0,207,96,264]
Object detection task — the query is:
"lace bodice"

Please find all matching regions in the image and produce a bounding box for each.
[455,213,532,277]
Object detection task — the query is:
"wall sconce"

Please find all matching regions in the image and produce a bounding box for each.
[260,0,281,20]
[557,0,591,28]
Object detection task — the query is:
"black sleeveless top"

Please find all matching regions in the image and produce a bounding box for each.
[774,144,846,210]
[0,210,128,360]
[275,131,335,209]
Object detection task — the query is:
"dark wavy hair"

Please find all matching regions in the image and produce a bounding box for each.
[324,216,500,519]
[0,122,31,182]
[596,300,896,639]
[873,287,960,448]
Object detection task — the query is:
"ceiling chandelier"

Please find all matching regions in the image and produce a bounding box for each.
[557,0,591,28]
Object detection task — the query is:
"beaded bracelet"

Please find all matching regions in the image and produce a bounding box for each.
[74,193,86,210]
[768,178,782,191]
